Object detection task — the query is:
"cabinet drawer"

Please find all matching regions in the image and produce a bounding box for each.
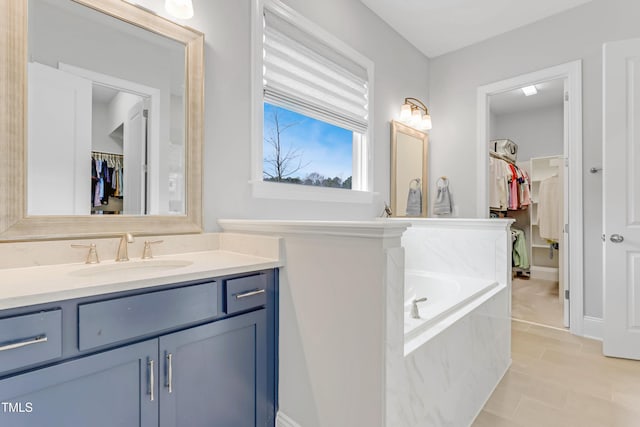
[79,282,218,351]
[0,309,62,374]
[226,274,267,314]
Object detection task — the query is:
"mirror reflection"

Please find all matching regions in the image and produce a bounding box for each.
[390,121,428,217]
[27,0,186,216]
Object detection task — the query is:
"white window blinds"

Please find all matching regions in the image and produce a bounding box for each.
[263,8,369,134]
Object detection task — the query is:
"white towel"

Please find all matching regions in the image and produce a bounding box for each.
[433,177,453,215]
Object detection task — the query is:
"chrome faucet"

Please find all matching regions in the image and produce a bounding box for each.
[115,233,134,262]
[410,297,428,319]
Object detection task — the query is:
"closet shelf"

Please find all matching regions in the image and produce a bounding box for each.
[532,244,551,249]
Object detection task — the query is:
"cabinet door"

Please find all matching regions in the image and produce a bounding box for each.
[160,310,267,427]
[0,340,158,427]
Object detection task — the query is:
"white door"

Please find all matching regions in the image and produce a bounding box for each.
[123,101,147,215]
[28,62,92,215]
[603,38,640,360]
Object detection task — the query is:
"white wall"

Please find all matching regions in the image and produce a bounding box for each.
[493,105,564,162]
[91,101,123,154]
[219,220,408,427]
[428,0,640,318]
[166,0,430,227]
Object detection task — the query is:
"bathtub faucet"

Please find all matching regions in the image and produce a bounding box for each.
[410,297,428,319]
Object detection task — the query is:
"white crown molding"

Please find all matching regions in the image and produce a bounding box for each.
[384,217,514,230]
[218,219,411,240]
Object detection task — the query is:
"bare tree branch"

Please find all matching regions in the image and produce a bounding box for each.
[263,109,311,181]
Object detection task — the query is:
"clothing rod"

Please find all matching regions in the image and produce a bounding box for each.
[92,150,123,157]
[489,150,515,165]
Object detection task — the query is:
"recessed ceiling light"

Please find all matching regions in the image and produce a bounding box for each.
[522,85,538,96]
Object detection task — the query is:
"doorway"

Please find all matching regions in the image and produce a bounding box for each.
[489,79,565,328]
[477,61,584,335]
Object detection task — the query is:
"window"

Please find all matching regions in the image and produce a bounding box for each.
[252,0,374,201]
[263,103,354,189]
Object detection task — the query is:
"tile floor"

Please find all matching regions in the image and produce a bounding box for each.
[472,321,640,427]
[511,277,564,329]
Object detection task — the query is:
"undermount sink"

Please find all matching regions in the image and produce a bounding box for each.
[69,259,193,277]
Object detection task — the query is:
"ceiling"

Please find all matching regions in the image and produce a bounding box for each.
[359,0,594,58]
[92,84,120,104]
[490,78,564,116]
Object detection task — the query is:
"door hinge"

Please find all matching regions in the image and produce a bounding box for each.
[143,109,149,119]
[564,91,569,102]
[564,223,569,234]
[565,289,570,300]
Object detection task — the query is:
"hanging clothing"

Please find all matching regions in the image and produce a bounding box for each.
[538,175,562,241]
[508,164,519,210]
[489,157,510,211]
[91,152,124,210]
[512,228,529,269]
[489,156,531,212]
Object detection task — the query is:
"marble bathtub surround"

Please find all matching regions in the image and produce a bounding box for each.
[387,218,513,426]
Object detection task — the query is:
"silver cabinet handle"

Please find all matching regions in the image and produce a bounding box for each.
[166,353,173,394]
[610,234,624,243]
[235,289,266,300]
[148,359,154,401]
[0,335,47,352]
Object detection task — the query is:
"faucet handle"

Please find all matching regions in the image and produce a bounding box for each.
[410,297,428,319]
[142,240,164,259]
[71,243,100,264]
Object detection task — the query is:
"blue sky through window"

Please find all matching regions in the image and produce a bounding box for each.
[263,103,353,185]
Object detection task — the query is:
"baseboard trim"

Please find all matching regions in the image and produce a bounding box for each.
[276,411,302,427]
[583,316,603,341]
[530,266,559,282]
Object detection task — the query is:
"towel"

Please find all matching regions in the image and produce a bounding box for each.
[433,177,452,215]
[406,178,422,216]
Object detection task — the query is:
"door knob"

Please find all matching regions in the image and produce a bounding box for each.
[610,234,624,243]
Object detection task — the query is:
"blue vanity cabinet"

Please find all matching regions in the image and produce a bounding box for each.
[159,309,267,427]
[0,339,158,427]
[0,269,277,427]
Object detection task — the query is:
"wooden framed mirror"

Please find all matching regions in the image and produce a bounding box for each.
[390,120,428,217]
[0,0,204,241]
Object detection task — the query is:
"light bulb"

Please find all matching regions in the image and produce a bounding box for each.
[420,114,432,130]
[400,103,412,121]
[165,0,194,20]
[411,108,422,126]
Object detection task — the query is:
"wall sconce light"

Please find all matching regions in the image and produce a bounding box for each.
[399,97,432,130]
[165,0,194,20]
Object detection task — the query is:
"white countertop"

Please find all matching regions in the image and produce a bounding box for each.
[0,233,283,310]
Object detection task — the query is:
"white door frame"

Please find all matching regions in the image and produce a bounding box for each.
[476,60,585,335]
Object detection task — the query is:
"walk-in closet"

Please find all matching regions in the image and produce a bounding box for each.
[488,78,567,329]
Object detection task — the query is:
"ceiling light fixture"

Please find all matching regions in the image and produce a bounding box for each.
[399,97,432,131]
[165,0,194,20]
[522,85,538,96]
